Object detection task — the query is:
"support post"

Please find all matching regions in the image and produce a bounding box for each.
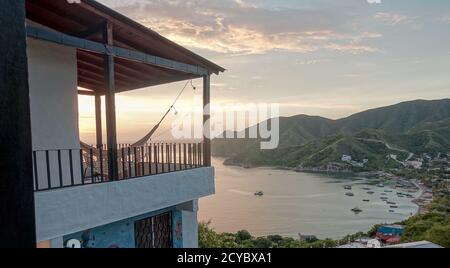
[203,75,211,167]
[95,95,103,148]
[103,22,119,180]
[0,0,37,247]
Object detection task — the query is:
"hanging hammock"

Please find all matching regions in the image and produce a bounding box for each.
[80,79,194,149]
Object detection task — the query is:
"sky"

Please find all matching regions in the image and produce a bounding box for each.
[79,0,450,143]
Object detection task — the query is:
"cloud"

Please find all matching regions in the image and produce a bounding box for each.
[108,0,381,55]
[374,12,414,25]
[295,59,326,65]
[436,15,450,24]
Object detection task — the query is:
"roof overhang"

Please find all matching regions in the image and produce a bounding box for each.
[25,0,225,95]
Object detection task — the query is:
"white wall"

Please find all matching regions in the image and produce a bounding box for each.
[35,167,215,242]
[27,38,79,150]
[27,38,82,189]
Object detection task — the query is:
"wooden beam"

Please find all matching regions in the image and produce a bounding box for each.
[0,0,36,248]
[78,90,98,96]
[104,21,119,181]
[78,49,176,80]
[78,60,147,86]
[93,74,200,95]
[203,75,211,167]
[26,25,209,76]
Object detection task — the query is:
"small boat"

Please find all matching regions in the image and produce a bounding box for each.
[380,197,388,200]
[363,199,370,202]
[390,205,398,209]
[344,185,352,190]
[345,192,355,197]
[381,193,387,196]
[389,210,395,213]
[362,187,371,191]
[254,191,264,197]
[377,183,385,188]
[384,190,393,193]
[367,191,375,195]
[351,207,363,213]
[387,201,397,205]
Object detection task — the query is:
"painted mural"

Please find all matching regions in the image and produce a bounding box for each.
[64,208,182,248]
[172,210,183,248]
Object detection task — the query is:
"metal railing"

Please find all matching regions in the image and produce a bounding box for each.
[33,143,205,192]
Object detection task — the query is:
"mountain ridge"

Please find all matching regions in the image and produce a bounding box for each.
[212,99,450,171]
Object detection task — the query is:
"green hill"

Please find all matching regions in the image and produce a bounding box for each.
[212,99,450,171]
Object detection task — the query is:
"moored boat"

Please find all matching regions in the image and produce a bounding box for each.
[254,191,264,197]
[351,207,363,213]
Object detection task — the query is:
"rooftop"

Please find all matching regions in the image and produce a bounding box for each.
[26,0,225,94]
[385,241,444,249]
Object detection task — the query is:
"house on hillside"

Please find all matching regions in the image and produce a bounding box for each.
[24,0,224,248]
[341,155,352,162]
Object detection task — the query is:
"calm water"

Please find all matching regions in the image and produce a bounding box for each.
[198,158,419,239]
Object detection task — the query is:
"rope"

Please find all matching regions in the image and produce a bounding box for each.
[80,79,195,149]
[130,80,192,147]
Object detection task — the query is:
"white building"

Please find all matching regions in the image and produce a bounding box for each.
[342,155,352,162]
[25,0,224,248]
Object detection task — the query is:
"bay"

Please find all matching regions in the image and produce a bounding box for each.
[198,158,419,239]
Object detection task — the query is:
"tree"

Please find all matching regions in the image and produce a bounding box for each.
[236,230,252,242]
[425,224,450,248]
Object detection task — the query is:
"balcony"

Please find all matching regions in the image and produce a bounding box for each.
[33,142,215,242]
[32,143,205,192]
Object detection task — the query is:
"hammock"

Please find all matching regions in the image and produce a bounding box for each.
[80,79,193,149]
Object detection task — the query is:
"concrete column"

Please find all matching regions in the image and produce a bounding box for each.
[177,200,199,248]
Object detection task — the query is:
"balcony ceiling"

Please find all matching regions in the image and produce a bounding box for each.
[25,0,225,94]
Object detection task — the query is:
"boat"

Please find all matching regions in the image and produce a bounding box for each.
[351,207,363,213]
[389,210,395,213]
[377,183,385,188]
[254,191,264,197]
[380,193,387,196]
[390,205,398,209]
[380,197,388,200]
[367,191,375,195]
[387,201,397,205]
[346,192,355,197]
[362,187,371,191]
[384,190,393,193]
[344,185,352,190]
[363,199,370,202]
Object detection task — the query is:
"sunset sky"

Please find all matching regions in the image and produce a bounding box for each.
[80,0,450,143]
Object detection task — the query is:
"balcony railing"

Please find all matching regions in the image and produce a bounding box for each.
[32,143,205,192]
